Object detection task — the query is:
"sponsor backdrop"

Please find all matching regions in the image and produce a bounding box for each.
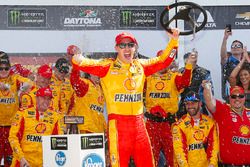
[43,133,105,167]
[1,6,250,30]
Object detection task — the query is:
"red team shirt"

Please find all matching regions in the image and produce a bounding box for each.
[213,100,250,165]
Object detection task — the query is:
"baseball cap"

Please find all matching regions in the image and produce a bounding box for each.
[55,58,69,74]
[230,86,245,95]
[37,65,52,79]
[184,91,200,102]
[115,32,138,45]
[36,87,53,98]
[67,45,81,56]
[0,51,10,66]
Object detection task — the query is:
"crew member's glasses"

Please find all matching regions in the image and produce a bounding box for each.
[230,94,245,99]
[231,43,242,49]
[117,43,135,49]
[0,67,10,71]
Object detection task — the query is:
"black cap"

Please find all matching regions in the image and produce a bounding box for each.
[0,51,10,66]
[55,58,69,74]
[184,91,200,102]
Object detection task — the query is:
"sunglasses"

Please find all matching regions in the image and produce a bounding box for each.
[230,94,245,99]
[0,67,10,71]
[231,43,242,49]
[117,42,135,49]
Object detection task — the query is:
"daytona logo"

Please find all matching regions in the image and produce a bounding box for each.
[64,18,101,25]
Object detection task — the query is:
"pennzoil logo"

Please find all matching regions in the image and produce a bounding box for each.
[9,10,21,25]
[236,12,250,20]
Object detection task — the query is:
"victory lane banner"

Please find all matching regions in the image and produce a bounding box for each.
[0,5,165,30]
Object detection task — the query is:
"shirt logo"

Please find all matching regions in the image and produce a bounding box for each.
[35,123,46,134]
[123,78,136,91]
[155,81,165,90]
[240,125,250,136]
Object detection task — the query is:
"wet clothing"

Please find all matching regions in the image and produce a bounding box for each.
[19,85,38,109]
[172,114,219,167]
[145,64,192,167]
[70,69,106,133]
[212,100,250,165]
[0,126,12,167]
[9,107,62,167]
[0,74,30,167]
[178,65,213,117]
[0,74,30,126]
[50,74,74,114]
[72,38,178,167]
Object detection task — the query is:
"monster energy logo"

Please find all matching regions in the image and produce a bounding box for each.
[81,136,89,149]
[51,137,57,149]
[121,10,132,26]
[9,10,21,25]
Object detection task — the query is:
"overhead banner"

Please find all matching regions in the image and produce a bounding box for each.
[1,6,165,30]
[184,6,250,30]
[0,5,249,30]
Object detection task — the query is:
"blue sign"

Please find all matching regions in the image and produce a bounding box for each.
[55,151,66,166]
[82,153,104,167]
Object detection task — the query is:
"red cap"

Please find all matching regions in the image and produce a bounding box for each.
[36,87,53,98]
[230,86,245,95]
[115,32,138,45]
[67,45,81,56]
[37,65,52,79]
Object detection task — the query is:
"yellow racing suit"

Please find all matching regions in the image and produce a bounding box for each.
[172,114,219,167]
[69,69,106,133]
[72,38,178,167]
[145,64,192,167]
[9,106,63,167]
[0,74,31,166]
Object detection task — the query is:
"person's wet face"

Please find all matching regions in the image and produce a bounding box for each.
[115,38,137,64]
[36,74,51,88]
[36,96,52,112]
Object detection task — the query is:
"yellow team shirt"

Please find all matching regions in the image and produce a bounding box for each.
[0,74,31,126]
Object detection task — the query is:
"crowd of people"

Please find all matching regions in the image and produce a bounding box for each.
[0,26,250,167]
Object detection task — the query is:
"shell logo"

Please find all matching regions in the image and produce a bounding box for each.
[1,89,10,96]
[124,78,136,91]
[193,130,204,141]
[155,81,165,90]
[240,125,250,136]
[35,123,47,134]
[98,95,104,104]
